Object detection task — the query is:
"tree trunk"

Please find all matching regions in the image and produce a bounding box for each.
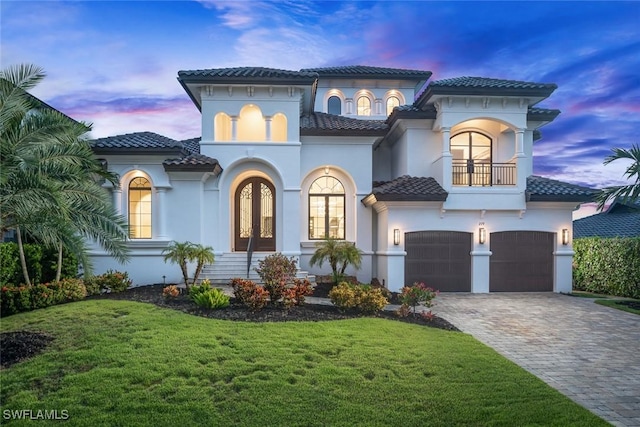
[16,226,31,286]
[55,243,63,282]
[193,263,204,286]
[180,262,190,290]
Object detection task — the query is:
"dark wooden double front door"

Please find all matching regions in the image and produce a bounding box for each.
[234,177,275,251]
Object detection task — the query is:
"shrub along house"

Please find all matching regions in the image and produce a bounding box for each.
[89,65,595,292]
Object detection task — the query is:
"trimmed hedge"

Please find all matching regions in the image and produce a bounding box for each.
[573,237,640,298]
[1,278,87,317]
[0,242,78,286]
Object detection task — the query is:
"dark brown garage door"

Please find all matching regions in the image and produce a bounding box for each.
[405,231,472,292]
[490,231,554,292]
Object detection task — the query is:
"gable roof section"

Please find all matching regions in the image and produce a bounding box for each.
[415,76,557,109]
[178,67,318,84]
[362,176,448,205]
[300,65,432,81]
[90,132,222,174]
[574,200,640,238]
[300,112,388,136]
[526,175,597,202]
[91,132,184,155]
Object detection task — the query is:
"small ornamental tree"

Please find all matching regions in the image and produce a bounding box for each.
[255,253,298,303]
[162,241,215,290]
[309,238,363,283]
[398,282,438,317]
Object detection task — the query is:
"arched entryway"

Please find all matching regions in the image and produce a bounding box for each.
[234,177,275,251]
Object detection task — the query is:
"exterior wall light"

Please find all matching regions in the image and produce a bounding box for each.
[393,229,400,246]
[479,227,486,245]
[562,229,569,245]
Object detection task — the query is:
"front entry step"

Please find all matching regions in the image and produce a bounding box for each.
[201,253,314,285]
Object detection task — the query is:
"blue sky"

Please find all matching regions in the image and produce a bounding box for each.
[2,0,639,189]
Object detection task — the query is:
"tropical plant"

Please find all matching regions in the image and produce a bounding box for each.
[191,244,215,285]
[255,253,298,303]
[596,144,640,210]
[162,241,215,289]
[162,241,194,289]
[0,63,129,285]
[309,238,363,282]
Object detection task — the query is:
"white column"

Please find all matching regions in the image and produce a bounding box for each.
[264,116,272,141]
[345,98,353,115]
[441,127,452,189]
[231,116,238,141]
[113,188,123,214]
[515,128,527,188]
[155,188,168,240]
[471,250,491,293]
[375,98,383,115]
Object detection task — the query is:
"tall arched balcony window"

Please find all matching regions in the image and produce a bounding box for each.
[129,177,152,238]
[451,131,501,186]
[309,176,345,240]
[357,96,371,116]
[386,96,400,116]
[271,113,287,142]
[214,112,232,141]
[237,104,266,141]
[328,96,341,115]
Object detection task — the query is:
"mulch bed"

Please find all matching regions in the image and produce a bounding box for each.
[1,282,458,369]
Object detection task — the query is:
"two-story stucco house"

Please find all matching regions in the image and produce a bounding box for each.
[89,65,594,293]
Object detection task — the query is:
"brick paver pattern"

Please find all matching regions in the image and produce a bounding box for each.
[433,293,640,427]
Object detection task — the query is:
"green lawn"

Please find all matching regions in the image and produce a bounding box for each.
[570,291,640,315]
[1,300,607,426]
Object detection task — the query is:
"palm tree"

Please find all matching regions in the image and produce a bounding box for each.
[1,64,129,285]
[338,242,363,276]
[162,241,195,289]
[309,238,363,282]
[191,244,215,285]
[596,144,640,210]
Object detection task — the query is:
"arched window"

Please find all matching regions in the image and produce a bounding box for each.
[386,96,400,116]
[237,104,266,141]
[271,113,287,142]
[357,96,371,116]
[214,112,232,141]
[450,131,493,186]
[328,96,341,115]
[129,177,152,238]
[309,176,345,240]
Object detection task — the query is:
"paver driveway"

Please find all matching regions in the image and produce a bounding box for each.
[434,293,640,427]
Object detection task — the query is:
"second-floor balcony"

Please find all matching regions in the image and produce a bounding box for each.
[452,160,516,186]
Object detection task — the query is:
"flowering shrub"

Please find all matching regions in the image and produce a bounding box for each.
[256,253,298,303]
[397,282,438,317]
[282,279,314,308]
[230,278,269,312]
[95,270,131,293]
[329,282,389,314]
[0,279,86,317]
[84,277,101,296]
[191,288,230,309]
[163,285,180,299]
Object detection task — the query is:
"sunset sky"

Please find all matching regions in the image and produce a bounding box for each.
[2,1,639,189]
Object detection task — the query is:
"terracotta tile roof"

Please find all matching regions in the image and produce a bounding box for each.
[526,176,597,202]
[527,107,561,121]
[178,67,318,82]
[181,137,201,155]
[574,210,640,238]
[300,112,388,136]
[430,76,557,91]
[365,175,448,202]
[163,153,222,173]
[91,132,184,153]
[416,76,558,108]
[300,65,432,80]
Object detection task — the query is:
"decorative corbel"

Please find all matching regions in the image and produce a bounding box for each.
[228,86,233,97]
[519,209,526,219]
[440,207,446,219]
[268,87,273,97]
[480,209,486,219]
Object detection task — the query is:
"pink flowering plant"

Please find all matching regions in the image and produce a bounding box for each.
[398,282,438,317]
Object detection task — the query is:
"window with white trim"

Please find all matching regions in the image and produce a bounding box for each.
[308,176,345,240]
[129,177,152,238]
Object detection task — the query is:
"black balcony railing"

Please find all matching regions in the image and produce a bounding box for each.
[452,160,516,186]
